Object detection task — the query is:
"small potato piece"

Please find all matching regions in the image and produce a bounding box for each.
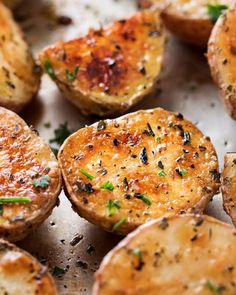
[0,239,58,294]
[141,0,230,47]
[93,214,236,295]
[0,107,61,242]
[39,11,166,116]
[0,2,40,112]
[208,4,236,120]
[59,108,219,235]
[222,153,236,226]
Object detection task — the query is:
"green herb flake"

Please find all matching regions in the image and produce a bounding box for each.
[206,280,226,293]
[207,4,228,23]
[158,171,166,177]
[0,197,31,203]
[134,193,152,206]
[107,199,121,216]
[79,169,94,181]
[0,204,3,216]
[100,181,114,191]
[133,248,142,259]
[112,216,127,231]
[32,175,50,188]
[176,168,187,177]
[156,137,161,142]
[44,122,51,128]
[51,147,59,157]
[159,218,169,230]
[65,65,80,81]
[53,266,66,277]
[50,122,73,146]
[44,59,56,80]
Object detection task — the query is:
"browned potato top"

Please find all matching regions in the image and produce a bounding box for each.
[59,108,219,235]
[208,3,236,120]
[0,107,61,241]
[93,215,236,295]
[39,11,165,116]
[0,239,58,294]
[222,153,236,226]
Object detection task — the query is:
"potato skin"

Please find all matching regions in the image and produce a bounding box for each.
[222,153,236,226]
[0,239,58,294]
[0,107,61,242]
[93,214,236,295]
[139,0,229,47]
[0,2,40,113]
[208,5,236,120]
[39,11,165,116]
[59,108,219,235]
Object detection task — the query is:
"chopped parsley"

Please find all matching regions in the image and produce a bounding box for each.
[50,122,73,146]
[44,59,56,80]
[207,4,228,23]
[107,200,121,216]
[206,280,226,293]
[0,204,3,215]
[32,175,50,188]
[100,181,114,191]
[176,168,187,177]
[52,266,66,277]
[79,169,94,181]
[156,137,161,142]
[65,65,80,81]
[134,193,152,206]
[0,197,31,203]
[112,216,127,231]
[158,171,166,177]
[133,248,142,259]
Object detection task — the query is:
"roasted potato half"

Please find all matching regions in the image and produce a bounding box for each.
[39,11,166,116]
[93,214,236,295]
[59,108,219,235]
[0,107,61,242]
[0,239,58,294]
[208,4,236,120]
[0,2,40,113]
[139,0,230,47]
[222,153,236,226]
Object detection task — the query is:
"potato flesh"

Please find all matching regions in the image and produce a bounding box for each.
[208,4,236,120]
[0,2,40,112]
[93,215,236,295]
[59,108,219,235]
[40,11,165,116]
[222,153,236,226]
[0,107,61,241]
[0,239,57,295]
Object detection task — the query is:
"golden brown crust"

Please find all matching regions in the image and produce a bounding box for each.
[0,107,61,241]
[222,153,236,226]
[0,2,40,113]
[59,108,219,235]
[93,214,236,295]
[0,239,58,294]
[39,11,165,116]
[208,4,236,120]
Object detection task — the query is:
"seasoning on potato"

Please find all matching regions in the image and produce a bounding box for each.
[0,239,58,294]
[221,152,236,226]
[58,108,219,235]
[0,107,61,242]
[0,2,40,113]
[208,2,236,120]
[39,11,166,116]
[93,214,236,295]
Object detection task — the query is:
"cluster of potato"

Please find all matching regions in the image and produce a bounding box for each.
[0,0,236,294]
